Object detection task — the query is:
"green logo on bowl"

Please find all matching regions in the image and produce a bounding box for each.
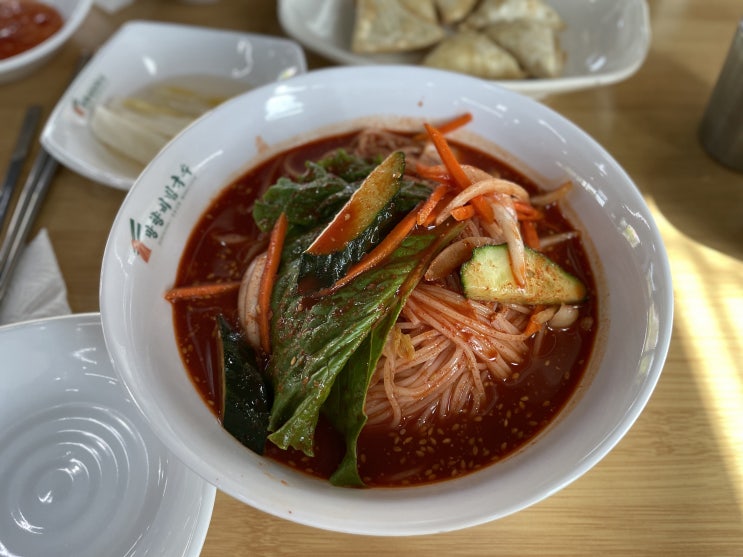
[129,164,194,263]
[72,74,107,118]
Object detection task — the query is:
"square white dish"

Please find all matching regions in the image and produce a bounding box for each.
[41,20,307,190]
[278,0,650,97]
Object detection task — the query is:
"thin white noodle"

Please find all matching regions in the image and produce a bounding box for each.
[539,230,579,249]
[462,165,494,183]
[240,132,584,437]
[530,181,572,206]
[365,281,532,429]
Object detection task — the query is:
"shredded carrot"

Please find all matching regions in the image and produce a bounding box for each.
[258,212,288,354]
[523,319,542,337]
[514,200,544,221]
[424,123,470,189]
[317,204,422,296]
[521,220,540,250]
[436,112,473,135]
[164,281,241,302]
[424,123,494,223]
[423,206,444,227]
[523,305,547,337]
[450,205,476,221]
[414,112,472,141]
[415,163,453,185]
[417,184,449,225]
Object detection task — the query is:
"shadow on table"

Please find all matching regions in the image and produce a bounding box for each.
[613,51,743,263]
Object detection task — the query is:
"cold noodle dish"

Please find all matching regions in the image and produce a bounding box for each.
[165,115,597,488]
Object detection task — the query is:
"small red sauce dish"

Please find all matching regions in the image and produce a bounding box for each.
[0,0,64,60]
[0,0,92,83]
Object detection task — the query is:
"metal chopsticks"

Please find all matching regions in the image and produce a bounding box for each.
[0,145,59,306]
[0,53,91,308]
[0,105,42,230]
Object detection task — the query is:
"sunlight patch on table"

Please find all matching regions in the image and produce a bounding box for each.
[650,200,743,497]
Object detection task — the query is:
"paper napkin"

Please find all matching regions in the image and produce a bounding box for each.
[0,229,71,326]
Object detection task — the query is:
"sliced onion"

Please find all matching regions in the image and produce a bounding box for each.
[424,236,498,281]
[549,304,580,329]
[237,252,267,351]
[436,178,529,224]
[531,181,572,206]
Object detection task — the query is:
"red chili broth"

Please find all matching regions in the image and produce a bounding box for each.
[0,0,63,60]
[171,131,598,487]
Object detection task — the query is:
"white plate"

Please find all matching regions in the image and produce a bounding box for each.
[278,0,651,97]
[0,313,216,556]
[41,20,307,190]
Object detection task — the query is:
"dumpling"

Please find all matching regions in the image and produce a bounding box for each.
[485,20,564,77]
[401,0,438,23]
[423,31,526,79]
[352,0,445,53]
[435,0,479,24]
[462,0,564,30]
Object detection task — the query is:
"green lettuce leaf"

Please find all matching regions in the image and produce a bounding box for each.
[266,221,464,470]
[323,220,464,486]
[298,151,406,289]
[251,149,456,484]
[252,164,354,235]
[252,150,430,235]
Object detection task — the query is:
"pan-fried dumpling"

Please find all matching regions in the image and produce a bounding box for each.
[423,31,526,80]
[485,20,564,77]
[462,0,564,30]
[352,0,445,54]
[435,0,479,24]
[401,0,438,23]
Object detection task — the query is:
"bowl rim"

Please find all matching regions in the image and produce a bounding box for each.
[100,65,674,535]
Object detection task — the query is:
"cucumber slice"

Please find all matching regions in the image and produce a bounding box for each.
[461,244,587,305]
[299,151,405,288]
[306,151,404,255]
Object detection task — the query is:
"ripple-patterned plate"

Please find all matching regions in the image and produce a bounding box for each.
[0,313,216,557]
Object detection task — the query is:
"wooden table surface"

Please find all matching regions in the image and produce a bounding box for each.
[1,1,742,555]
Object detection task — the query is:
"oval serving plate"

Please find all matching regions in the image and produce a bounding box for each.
[278,0,651,97]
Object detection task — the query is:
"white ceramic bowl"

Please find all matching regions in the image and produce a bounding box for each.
[278,0,651,97]
[0,0,92,83]
[100,66,673,535]
[41,20,307,190]
[0,313,215,556]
